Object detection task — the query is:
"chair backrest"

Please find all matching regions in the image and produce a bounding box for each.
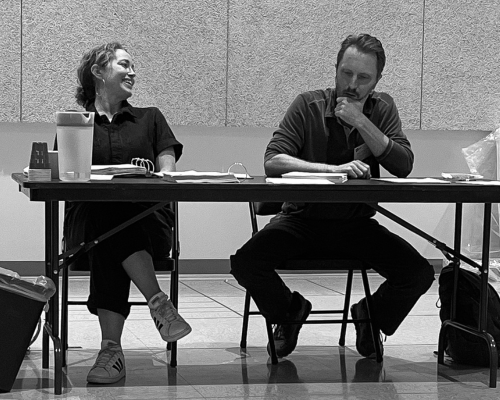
[254,202,283,215]
[249,202,283,236]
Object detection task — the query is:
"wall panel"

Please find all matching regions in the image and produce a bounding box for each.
[21,0,227,125]
[422,0,500,130]
[0,1,21,122]
[15,1,500,129]
[227,0,424,129]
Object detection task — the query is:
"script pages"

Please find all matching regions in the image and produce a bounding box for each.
[266,171,348,184]
[162,171,239,183]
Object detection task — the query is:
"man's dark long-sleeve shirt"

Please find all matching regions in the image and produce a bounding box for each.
[264,88,414,220]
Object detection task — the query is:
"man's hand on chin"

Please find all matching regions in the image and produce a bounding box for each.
[335,96,366,128]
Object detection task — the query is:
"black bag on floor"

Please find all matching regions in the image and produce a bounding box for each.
[438,265,500,366]
[0,269,55,392]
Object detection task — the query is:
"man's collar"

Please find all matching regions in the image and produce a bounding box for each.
[363,93,375,115]
[326,88,375,118]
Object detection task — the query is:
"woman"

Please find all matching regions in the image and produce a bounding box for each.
[64,42,191,384]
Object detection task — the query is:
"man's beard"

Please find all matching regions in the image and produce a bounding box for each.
[335,77,376,105]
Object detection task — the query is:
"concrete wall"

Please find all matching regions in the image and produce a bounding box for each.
[1,1,499,129]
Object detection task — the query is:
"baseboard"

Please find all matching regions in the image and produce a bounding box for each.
[0,258,444,276]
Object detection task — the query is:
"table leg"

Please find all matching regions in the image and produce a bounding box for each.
[437,203,497,388]
[480,203,498,387]
[42,201,52,369]
[436,204,462,363]
[42,201,64,395]
[451,203,463,320]
[436,203,462,363]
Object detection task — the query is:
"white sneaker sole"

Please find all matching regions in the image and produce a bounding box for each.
[87,368,126,384]
[160,325,192,342]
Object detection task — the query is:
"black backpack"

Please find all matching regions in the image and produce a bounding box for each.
[438,264,500,366]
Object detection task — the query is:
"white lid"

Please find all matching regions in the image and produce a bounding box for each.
[55,111,94,126]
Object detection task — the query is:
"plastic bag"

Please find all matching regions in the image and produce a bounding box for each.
[0,267,56,303]
[462,127,500,179]
[461,127,500,281]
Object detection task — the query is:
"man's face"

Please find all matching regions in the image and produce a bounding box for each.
[335,46,380,106]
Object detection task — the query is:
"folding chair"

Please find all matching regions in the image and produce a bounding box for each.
[240,202,383,364]
[59,201,181,368]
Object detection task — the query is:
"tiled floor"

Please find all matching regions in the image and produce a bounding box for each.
[2,273,499,399]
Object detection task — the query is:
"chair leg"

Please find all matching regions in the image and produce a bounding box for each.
[240,292,252,349]
[266,320,278,364]
[339,347,348,382]
[167,266,176,353]
[360,270,383,363]
[168,269,179,367]
[339,270,354,346]
[169,206,179,367]
[60,264,69,368]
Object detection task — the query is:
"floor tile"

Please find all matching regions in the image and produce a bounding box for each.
[3,273,500,400]
[181,279,246,297]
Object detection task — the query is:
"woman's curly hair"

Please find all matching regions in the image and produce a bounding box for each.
[75,42,127,108]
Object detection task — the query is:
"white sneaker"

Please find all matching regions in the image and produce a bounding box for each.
[87,343,126,384]
[149,292,192,342]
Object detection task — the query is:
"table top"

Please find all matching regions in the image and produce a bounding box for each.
[11,173,500,203]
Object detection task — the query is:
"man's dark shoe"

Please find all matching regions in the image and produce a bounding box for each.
[350,298,383,359]
[267,292,312,358]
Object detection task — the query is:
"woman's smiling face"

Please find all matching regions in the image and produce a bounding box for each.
[101,49,136,101]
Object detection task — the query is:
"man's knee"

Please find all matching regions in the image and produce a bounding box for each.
[423,261,436,288]
[412,260,435,294]
[230,244,281,288]
[230,248,253,285]
[387,258,435,296]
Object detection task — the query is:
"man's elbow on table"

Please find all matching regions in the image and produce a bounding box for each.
[264,157,282,177]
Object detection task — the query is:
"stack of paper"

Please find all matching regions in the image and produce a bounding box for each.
[374,178,450,184]
[27,168,51,181]
[441,172,483,181]
[91,164,148,176]
[162,171,239,183]
[266,177,335,185]
[282,172,348,183]
[23,164,148,180]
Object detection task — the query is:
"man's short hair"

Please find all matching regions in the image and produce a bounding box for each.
[336,34,386,79]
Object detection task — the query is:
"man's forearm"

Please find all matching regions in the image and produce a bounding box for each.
[356,115,413,177]
[264,154,334,177]
[356,117,389,157]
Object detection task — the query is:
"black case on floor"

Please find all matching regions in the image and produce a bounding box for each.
[0,288,44,393]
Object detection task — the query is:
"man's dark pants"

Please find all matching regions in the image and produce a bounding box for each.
[230,213,435,336]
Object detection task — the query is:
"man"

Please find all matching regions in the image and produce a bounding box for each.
[230,33,435,359]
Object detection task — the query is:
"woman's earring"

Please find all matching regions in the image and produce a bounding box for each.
[96,79,105,98]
